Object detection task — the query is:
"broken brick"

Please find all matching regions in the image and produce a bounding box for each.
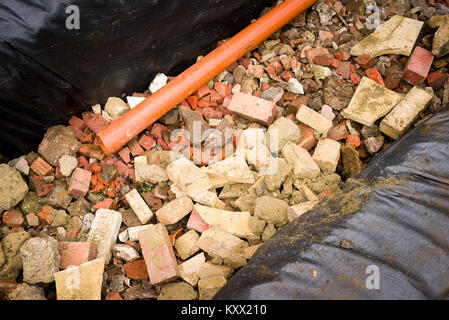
[2,211,24,228]
[346,134,361,148]
[227,92,277,126]
[68,167,92,198]
[354,54,375,70]
[86,114,109,134]
[58,242,98,269]
[30,157,54,176]
[365,68,385,86]
[31,175,54,197]
[124,259,149,280]
[403,46,434,85]
[138,134,156,150]
[187,209,210,233]
[37,205,56,225]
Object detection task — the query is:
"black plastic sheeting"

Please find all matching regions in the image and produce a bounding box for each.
[0,0,271,159]
[215,110,449,300]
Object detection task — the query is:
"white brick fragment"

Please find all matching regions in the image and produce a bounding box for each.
[125,189,153,224]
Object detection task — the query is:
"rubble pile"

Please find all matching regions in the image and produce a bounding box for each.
[1,0,448,300]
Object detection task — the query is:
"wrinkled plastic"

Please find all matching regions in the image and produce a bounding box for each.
[215,110,449,300]
[0,0,270,159]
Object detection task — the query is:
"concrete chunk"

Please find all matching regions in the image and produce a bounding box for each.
[54,257,105,300]
[192,191,226,209]
[155,196,193,225]
[199,261,234,279]
[380,87,433,140]
[87,209,122,264]
[174,230,200,260]
[312,138,341,173]
[198,276,227,300]
[266,117,300,154]
[350,15,424,57]
[342,77,403,126]
[197,227,248,268]
[194,204,264,239]
[254,196,289,227]
[281,141,320,179]
[205,155,255,184]
[127,225,152,241]
[125,189,153,224]
[138,224,180,284]
[287,201,318,222]
[296,104,332,135]
[179,252,206,286]
[166,157,211,197]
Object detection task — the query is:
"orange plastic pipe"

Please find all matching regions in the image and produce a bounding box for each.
[98,0,317,155]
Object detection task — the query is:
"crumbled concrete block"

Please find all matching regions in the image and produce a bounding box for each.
[254,196,289,227]
[59,155,78,177]
[237,128,266,150]
[104,97,130,117]
[179,252,206,286]
[9,156,30,175]
[149,73,168,93]
[58,242,97,269]
[266,117,300,154]
[138,223,180,284]
[125,189,153,224]
[287,201,318,222]
[350,15,423,57]
[205,155,255,184]
[197,227,248,268]
[199,261,234,280]
[174,230,200,260]
[126,96,145,109]
[0,164,29,212]
[403,46,434,85]
[8,283,46,300]
[166,157,211,197]
[227,92,277,126]
[195,204,264,239]
[135,157,169,183]
[296,104,332,134]
[380,87,433,140]
[127,225,152,241]
[54,257,105,300]
[427,15,449,57]
[68,167,92,198]
[234,177,267,212]
[192,191,226,209]
[111,244,140,262]
[0,231,30,279]
[263,158,292,191]
[157,282,198,300]
[20,237,60,284]
[341,77,404,126]
[156,196,194,225]
[198,276,227,300]
[37,125,81,166]
[244,244,261,260]
[219,183,252,199]
[87,209,122,264]
[312,138,341,173]
[281,141,320,179]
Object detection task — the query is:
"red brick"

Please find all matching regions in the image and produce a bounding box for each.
[37,205,56,225]
[127,138,145,157]
[118,147,131,163]
[227,92,277,126]
[314,54,334,66]
[297,123,318,151]
[86,114,109,134]
[365,68,385,86]
[403,46,434,85]
[318,188,332,200]
[346,134,361,148]
[124,259,149,280]
[350,73,362,85]
[306,48,329,64]
[327,121,349,141]
[335,61,351,79]
[66,228,80,239]
[150,123,168,139]
[3,211,24,228]
[68,116,86,131]
[214,82,229,97]
[138,224,180,284]
[31,175,53,197]
[238,58,251,69]
[354,54,375,70]
[142,192,162,211]
[106,292,123,300]
[0,279,17,295]
[68,167,92,198]
[30,157,54,176]
[93,198,117,210]
[187,209,209,233]
[138,134,156,150]
[384,70,403,90]
[79,144,105,160]
[58,242,98,269]
[427,72,448,90]
[202,107,222,121]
